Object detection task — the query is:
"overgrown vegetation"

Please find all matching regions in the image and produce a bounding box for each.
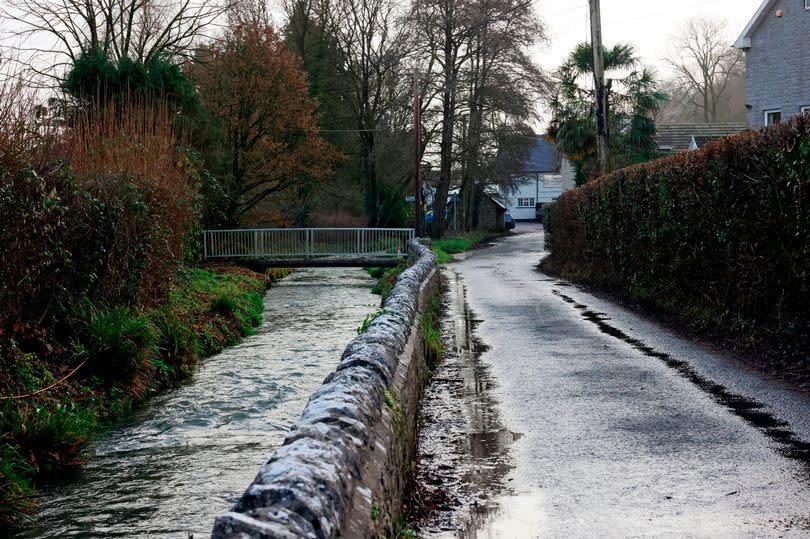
[0,266,279,527]
[367,266,407,304]
[420,295,445,366]
[542,115,810,374]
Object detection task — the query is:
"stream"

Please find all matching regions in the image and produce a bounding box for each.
[18,268,377,538]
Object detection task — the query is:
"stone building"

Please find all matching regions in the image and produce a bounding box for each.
[735,0,810,128]
[478,194,507,233]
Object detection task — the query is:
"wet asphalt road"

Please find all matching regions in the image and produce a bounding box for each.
[450,222,810,538]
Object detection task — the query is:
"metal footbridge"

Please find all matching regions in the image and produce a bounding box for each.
[203,228,415,267]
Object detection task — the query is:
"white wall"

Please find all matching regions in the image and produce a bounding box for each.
[502,174,563,220]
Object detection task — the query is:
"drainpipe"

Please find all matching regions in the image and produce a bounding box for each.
[536,174,540,208]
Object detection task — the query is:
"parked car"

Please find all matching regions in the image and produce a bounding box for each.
[424,210,448,225]
[504,211,515,230]
[535,203,545,222]
[535,202,553,223]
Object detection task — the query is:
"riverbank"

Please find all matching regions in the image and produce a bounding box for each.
[0,264,287,530]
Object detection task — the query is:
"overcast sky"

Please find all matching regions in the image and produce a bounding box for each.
[533,0,762,74]
[527,0,762,127]
[1,0,766,126]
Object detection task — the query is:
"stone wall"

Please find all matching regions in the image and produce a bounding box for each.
[212,240,439,539]
[744,0,810,128]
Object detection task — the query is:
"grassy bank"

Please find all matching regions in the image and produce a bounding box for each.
[431,232,489,264]
[0,265,287,528]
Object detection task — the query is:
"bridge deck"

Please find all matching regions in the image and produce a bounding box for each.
[204,228,414,267]
[242,257,401,270]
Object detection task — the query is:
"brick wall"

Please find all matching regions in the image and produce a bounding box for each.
[745,0,810,128]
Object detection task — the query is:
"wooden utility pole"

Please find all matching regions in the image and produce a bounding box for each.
[589,0,608,177]
[413,69,423,237]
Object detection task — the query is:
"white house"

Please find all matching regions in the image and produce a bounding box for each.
[501,137,575,220]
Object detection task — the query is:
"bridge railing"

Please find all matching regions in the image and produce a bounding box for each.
[203,228,415,259]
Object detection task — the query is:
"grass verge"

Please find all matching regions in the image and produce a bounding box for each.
[431,232,488,264]
[0,265,288,529]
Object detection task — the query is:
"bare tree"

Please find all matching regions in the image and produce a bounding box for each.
[412,0,544,236]
[1,0,229,78]
[411,0,478,237]
[322,0,411,226]
[666,18,744,123]
[456,0,545,231]
[227,0,271,27]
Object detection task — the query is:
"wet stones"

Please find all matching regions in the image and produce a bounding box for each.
[212,241,439,539]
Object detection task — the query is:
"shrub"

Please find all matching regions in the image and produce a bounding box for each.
[542,115,810,360]
[0,96,199,342]
[0,442,35,526]
[78,305,159,382]
[150,309,199,377]
[0,399,94,478]
[210,294,238,316]
[63,99,198,306]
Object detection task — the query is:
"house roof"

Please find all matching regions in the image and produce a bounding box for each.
[656,124,747,152]
[735,0,775,49]
[448,187,505,209]
[524,137,561,173]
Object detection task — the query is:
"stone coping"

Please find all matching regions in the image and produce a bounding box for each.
[212,240,439,539]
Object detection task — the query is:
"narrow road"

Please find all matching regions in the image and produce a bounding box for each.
[431,223,810,538]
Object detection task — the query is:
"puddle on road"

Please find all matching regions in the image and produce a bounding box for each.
[553,289,810,466]
[406,270,538,537]
[459,495,546,539]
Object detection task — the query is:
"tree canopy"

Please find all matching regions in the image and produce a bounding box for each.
[63,48,199,115]
[548,42,665,184]
[188,22,340,226]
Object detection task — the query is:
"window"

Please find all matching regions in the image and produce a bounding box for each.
[517,197,535,208]
[764,109,781,126]
[806,0,810,10]
[802,106,810,115]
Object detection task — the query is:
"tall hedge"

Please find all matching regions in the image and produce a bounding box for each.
[542,115,809,360]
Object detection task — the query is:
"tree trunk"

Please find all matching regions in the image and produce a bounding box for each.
[703,84,710,123]
[360,130,379,226]
[433,9,456,239]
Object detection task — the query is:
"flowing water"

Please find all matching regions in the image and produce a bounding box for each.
[18,268,378,539]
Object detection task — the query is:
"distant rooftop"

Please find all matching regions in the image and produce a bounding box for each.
[524,137,561,173]
[656,124,747,153]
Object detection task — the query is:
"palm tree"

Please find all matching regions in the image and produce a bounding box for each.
[547,42,666,184]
